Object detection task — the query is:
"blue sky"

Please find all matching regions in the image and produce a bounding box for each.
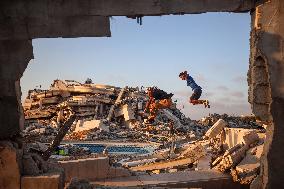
[21,13,252,120]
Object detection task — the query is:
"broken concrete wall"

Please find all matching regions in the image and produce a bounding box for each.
[0,40,33,139]
[248,0,284,188]
[21,173,64,189]
[0,0,281,188]
[0,142,21,189]
[58,157,131,182]
[0,0,260,33]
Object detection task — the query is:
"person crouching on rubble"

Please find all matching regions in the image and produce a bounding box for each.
[179,71,210,108]
[144,87,174,124]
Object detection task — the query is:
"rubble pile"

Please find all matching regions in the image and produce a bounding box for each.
[200,113,264,129]
[23,79,204,143]
[23,123,58,143]
[115,118,265,186]
[22,79,267,187]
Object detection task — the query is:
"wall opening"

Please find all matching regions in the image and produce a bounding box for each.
[21,13,251,120]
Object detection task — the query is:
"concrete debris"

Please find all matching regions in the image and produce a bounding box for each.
[196,154,212,170]
[212,128,262,184]
[21,173,64,189]
[0,141,21,189]
[74,119,109,132]
[21,79,268,187]
[232,144,264,184]
[129,143,205,172]
[23,79,204,144]
[213,144,248,172]
[222,128,262,150]
[204,119,227,139]
[200,113,264,129]
[121,158,158,168]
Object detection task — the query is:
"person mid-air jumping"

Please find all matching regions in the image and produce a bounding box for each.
[179,71,210,108]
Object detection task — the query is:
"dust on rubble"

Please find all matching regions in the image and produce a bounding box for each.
[22,79,267,186]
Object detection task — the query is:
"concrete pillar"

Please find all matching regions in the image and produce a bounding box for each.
[249,1,284,188]
[0,40,33,139]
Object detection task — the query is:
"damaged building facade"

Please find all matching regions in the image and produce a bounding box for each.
[0,0,283,188]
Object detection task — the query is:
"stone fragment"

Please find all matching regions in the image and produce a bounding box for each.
[21,173,63,189]
[233,144,264,184]
[223,128,260,150]
[0,142,21,189]
[122,104,135,121]
[205,119,228,139]
[74,119,109,132]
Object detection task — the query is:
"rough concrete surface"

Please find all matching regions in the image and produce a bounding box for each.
[21,174,63,189]
[248,1,284,188]
[0,0,283,189]
[0,142,21,189]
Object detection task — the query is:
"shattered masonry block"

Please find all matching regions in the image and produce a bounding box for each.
[123,104,135,121]
[214,143,249,172]
[114,104,135,121]
[205,119,228,139]
[233,144,264,184]
[114,104,136,120]
[223,144,243,157]
[21,174,63,189]
[242,130,259,146]
[197,154,212,170]
[223,128,260,150]
[223,144,248,170]
[180,143,205,159]
[212,156,223,167]
[58,157,110,182]
[74,119,109,132]
[122,158,158,168]
[0,142,21,189]
[151,148,171,160]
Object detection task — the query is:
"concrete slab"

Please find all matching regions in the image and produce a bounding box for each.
[197,155,212,170]
[0,142,20,189]
[94,175,143,187]
[92,170,244,189]
[223,128,260,150]
[58,157,110,182]
[21,174,62,189]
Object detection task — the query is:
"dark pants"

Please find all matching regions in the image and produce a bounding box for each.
[190,88,202,101]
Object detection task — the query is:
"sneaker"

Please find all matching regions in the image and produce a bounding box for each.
[204,100,210,108]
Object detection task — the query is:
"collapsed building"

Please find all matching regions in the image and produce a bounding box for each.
[18,79,266,188]
[23,79,196,143]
